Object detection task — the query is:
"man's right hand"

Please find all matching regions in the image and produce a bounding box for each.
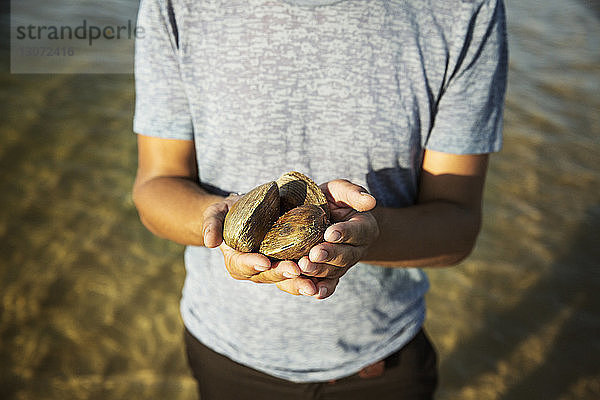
[202,195,319,295]
[133,135,320,297]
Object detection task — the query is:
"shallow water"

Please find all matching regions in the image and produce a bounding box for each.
[1,0,599,399]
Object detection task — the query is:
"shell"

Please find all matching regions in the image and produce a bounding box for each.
[223,181,280,252]
[276,171,330,219]
[259,204,329,260]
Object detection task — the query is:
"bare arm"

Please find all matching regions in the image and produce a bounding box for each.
[295,150,490,298]
[132,135,490,299]
[131,135,223,246]
[132,134,310,291]
[363,149,489,267]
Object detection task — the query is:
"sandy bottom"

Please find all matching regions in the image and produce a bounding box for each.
[0,74,196,399]
[1,27,599,399]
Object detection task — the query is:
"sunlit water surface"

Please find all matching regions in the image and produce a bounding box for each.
[1,0,598,399]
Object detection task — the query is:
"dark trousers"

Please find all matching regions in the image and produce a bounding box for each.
[184,328,438,400]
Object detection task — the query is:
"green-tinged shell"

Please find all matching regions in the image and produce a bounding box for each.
[259,204,329,260]
[276,171,330,219]
[223,181,280,252]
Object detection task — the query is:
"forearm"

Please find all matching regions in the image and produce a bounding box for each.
[132,176,224,246]
[362,201,481,268]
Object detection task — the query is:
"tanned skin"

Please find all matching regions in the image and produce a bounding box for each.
[133,134,489,299]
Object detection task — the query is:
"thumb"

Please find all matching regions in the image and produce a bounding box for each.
[202,201,230,248]
[322,180,376,212]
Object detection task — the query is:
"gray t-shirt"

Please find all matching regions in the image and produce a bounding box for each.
[133,0,507,382]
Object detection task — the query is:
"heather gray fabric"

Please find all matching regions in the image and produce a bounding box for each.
[133,0,507,382]
[281,0,348,6]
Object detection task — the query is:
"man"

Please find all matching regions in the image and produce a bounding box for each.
[132,0,507,399]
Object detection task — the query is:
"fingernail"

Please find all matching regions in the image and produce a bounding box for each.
[327,230,342,242]
[360,192,376,202]
[302,263,317,274]
[314,249,328,262]
[254,265,269,272]
[300,288,315,296]
[283,271,298,278]
[318,287,328,298]
[299,258,316,273]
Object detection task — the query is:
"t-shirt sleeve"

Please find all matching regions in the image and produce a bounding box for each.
[133,0,193,140]
[426,0,508,154]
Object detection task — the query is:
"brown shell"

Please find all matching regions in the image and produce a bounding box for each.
[276,171,330,219]
[223,181,280,252]
[259,204,329,260]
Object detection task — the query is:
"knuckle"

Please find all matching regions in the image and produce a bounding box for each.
[270,266,286,279]
[363,213,378,237]
[311,264,330,278]
[326,252,345,268]
[356,215,367,229]
[203,203,219,217]
[265,271,285,283]
[320,264,335,277]
[268,267,293,283]
[227,256,248,277]
[250,274,267,283]
[330,249,348,266]
[339,247,360,267]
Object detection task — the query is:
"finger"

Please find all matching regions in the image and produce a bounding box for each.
[250,260,301,283]
[298,257,347,279]
[308,242,364,268]
[220,243,271,279]
[275,276,318,296]
[323,213,379,246]
[320,180,376,212]
[202,202,230,248]
[202,195,242,248]
[313,278,340,300]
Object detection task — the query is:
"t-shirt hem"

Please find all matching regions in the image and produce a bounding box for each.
[132,122,193,141]
[425,142,503,155]
[181,297,426,383]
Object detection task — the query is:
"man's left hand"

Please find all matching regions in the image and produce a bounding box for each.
[277,179,379,299]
